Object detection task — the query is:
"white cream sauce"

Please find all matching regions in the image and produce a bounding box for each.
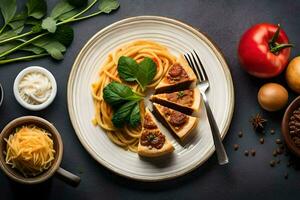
[18,72,52,105]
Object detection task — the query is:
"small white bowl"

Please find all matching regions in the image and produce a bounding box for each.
[13,66,57,111]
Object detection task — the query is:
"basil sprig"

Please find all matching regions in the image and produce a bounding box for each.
[117,56,157,91]
[103,82,142,128]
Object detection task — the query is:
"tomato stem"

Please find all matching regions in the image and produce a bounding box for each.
[270,44,294,53]
[269,24,281,46]
[269,24,293,54]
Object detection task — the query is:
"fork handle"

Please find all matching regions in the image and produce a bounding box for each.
[201,92,229,165]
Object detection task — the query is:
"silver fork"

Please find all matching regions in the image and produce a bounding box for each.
[184,50,229,165]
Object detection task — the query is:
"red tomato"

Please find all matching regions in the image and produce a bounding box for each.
[238,23,293,78]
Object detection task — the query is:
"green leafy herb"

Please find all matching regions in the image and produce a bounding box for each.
[177,91,185,98]
[42,17,57,33]
[57,9,80,21]
[117,56,157,91]
[31,24,42,33]
[26,0,47,19]
[0,30,18,40]
[8,20,25,34]
[135,57,156,90]
[0,0,120,65]
[0,41,19,54]
[0,0,17,34]
[20,45,45,55]
[99,0,120,13]
[103,82,142,107]
[103,82,142,128]
[129,103,141,127]
[112,101,138,128]
[117,56,139,81]
[52,25,74,46]
[33,36,66,60]
[50,1,75,20]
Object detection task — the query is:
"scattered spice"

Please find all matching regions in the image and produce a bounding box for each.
[270,129,275,135]
[273,150,277,157]
[277,159,281,164]
[276,147,283,155]
[250,113,267,132]
[259,138,264,144]
[250,149,256,156]
[276,138,282,144]
[234,144,239,151]
[238,131,243,138]
[270,160,276,167]
[244,150,249,156]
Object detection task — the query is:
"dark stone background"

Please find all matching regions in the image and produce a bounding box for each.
[0,0,300,199]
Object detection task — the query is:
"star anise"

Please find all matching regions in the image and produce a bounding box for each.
[250,113,267,132]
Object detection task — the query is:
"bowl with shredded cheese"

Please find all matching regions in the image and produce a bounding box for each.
[13,66,57,111]
[0,116,80,186]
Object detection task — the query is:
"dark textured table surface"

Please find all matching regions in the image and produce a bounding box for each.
[1,0,300,199]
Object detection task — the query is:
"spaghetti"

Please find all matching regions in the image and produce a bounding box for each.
[91,40,176,152]
[5,125,56,177]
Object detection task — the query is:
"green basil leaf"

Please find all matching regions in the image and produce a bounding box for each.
[52,25,74,46]
[136,57,157,90]
[128,102,141,127]
[0,0,17,24]
[117,56,139,82]
[26,0,47,19]
[103,82,142,107]
[112,101,137,128]
[42,17,57,33]
[51,1,75,20]
[99,0,120,14]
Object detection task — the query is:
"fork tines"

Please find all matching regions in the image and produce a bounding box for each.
[184,50,208,82]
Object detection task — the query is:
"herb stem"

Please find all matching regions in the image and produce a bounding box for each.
[0,33,48,58]
[0,53,49,65]
[0,0,98,44]
[57,0,98,25]
[0,24,7,35]
[0,31,35,45]
[67,11,103,22]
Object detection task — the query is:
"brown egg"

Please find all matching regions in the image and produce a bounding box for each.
[257,83,288,112]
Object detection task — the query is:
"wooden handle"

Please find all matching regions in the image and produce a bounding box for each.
[56,167,81,187]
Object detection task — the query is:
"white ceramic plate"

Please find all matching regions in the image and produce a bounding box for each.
[68,16,234,181]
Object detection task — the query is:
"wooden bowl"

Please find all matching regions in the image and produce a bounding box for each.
[0,116,80,186]
[282,96,300,157]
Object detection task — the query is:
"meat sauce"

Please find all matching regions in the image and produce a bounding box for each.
[162,107,188,130]
[166,89,194,107]
[140,129,165,149]
[141,113,165,149]
[167,64,189,83]
[143,114,157,129]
